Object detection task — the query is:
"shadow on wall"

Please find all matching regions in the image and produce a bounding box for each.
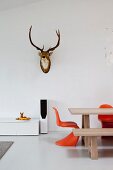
[48,100,67,132]
[48,100,108,131]
[48,100,81,132]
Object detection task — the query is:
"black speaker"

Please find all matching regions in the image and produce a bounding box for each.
[40,100,47,119]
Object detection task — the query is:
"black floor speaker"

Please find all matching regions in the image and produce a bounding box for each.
[40,99,47,119]
[40,99,48,133]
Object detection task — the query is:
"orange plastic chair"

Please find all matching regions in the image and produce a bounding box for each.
[98,104,113,128]
[53,107,79,146]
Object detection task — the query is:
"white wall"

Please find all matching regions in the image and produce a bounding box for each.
[0,0,113,131]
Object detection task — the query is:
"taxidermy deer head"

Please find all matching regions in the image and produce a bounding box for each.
[29,26,60,73]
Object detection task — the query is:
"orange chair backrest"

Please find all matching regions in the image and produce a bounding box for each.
[98,104,113,121]
[53,107,61,126]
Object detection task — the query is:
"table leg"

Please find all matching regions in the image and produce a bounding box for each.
[82,115,84,128]
[82,115,90,147]
[82,115,84,145]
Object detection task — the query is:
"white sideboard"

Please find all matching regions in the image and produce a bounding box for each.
[0,118,39,135]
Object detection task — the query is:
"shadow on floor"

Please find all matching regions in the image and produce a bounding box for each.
[66,137,113,159]
[40,132,113,159]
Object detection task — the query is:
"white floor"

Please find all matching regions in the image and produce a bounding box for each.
[0,132,113,170]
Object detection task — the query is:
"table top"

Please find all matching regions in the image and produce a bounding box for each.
[68,108,113,115]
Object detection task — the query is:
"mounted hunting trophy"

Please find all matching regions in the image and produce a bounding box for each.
[29,26,60,73]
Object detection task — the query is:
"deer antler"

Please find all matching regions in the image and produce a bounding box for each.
[47,29,60,52]
[29,26,44,51]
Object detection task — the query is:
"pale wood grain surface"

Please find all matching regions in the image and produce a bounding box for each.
[73,128,113,136]
[69,108,113,115]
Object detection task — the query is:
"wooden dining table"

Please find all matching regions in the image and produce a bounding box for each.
[68,108,113,146]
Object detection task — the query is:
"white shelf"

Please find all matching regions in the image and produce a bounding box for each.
[0,118,39,136]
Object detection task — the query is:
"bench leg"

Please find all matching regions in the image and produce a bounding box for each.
[89,136,98,160]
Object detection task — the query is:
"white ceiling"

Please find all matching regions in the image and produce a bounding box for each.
[0,0,42,11]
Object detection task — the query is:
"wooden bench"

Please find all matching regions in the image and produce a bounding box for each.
[73,128,113,160]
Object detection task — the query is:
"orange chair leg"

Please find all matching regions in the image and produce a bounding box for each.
[56,132,79,146]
